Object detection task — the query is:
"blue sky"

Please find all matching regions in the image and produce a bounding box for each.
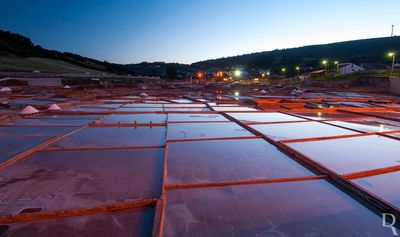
[0,0,399,64]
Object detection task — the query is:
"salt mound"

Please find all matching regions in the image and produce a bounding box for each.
[20,105,39,115]
[0,87,12,92]
[48,104,61,110]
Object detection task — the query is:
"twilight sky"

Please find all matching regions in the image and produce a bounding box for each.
[0,0,399,64]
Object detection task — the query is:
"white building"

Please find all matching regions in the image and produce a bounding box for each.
[338,63,365,74]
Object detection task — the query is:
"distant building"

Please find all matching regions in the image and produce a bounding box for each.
[309,70,326,78]
[4,77,62,86]
[0,77,62,86]
[338,63,365,74]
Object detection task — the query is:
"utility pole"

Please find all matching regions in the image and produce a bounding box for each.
[334,61,339,74]
[391,25,394,37]
[388,52,396,77]
[391,53,396,77]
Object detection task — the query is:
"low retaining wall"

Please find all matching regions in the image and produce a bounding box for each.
[304,76,389,91]
[389,77,400,95]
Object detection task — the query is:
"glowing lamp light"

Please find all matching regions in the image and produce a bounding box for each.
[322,60,328,65]
[334,61,339,65]
[234,70,242,77]
[388,52,395,57]
[317,112,322,117]
[295,66,300,71]
[281,68,286,72]
[234,91,240,96]
[379,123,386,132]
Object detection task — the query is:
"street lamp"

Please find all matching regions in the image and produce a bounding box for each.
[334,61,339,74]
[196,72,204,79]
[234,70,242,77]
[281,68,286,76]
[295,66,300,75]
[322,60,328,75]
[388,52,396,77]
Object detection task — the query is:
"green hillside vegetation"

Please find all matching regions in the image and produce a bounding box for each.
[0,30,129,74]
[0,30,188,75]
[1,29,399,77]
[192,37,400,74]
[0,56,105,73]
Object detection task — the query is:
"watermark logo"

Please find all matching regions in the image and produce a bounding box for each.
[383,213,399,236]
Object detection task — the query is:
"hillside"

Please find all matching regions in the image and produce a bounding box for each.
[192,36,400,73]
[0,30,135,74]
[0,30,190,75]
[1,29,399,76]
[0,56,108,73]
